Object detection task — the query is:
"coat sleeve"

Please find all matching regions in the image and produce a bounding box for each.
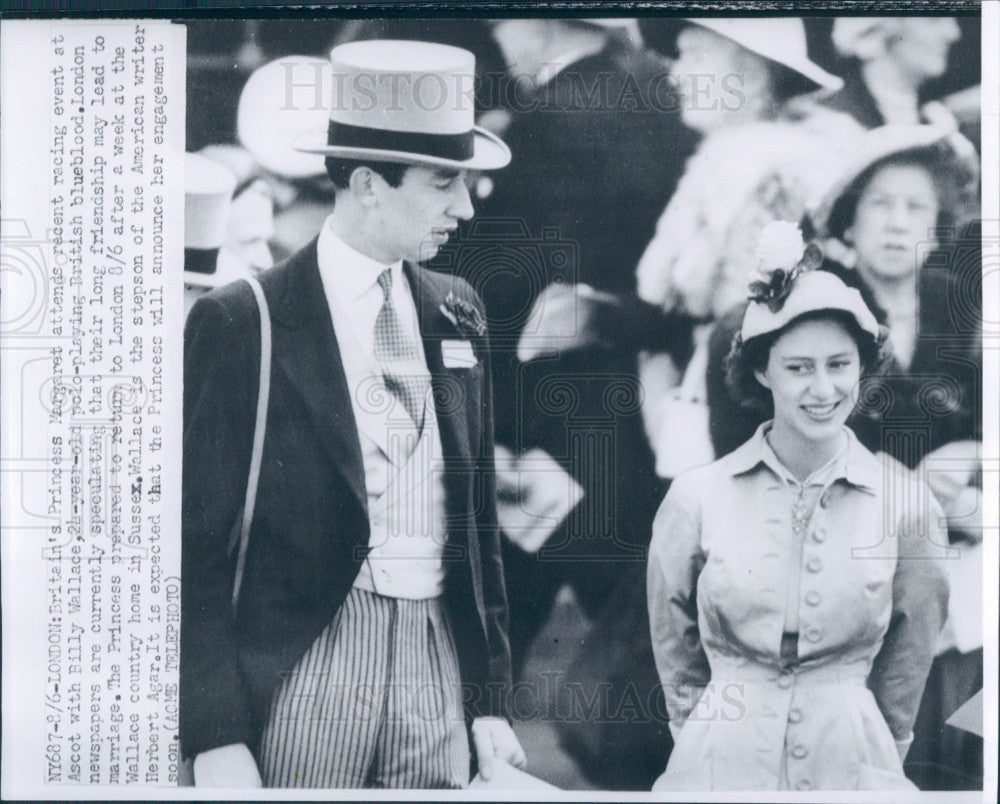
[868,490,951,741]
[646,475,710,729]
[180,290,260,757]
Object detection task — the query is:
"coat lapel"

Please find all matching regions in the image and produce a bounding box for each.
[404,263,473,466]
[269,239,368,515]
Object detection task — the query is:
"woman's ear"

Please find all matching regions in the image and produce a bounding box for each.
[753,368,771,389]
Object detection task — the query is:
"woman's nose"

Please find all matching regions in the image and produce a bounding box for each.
[810,369,835,398]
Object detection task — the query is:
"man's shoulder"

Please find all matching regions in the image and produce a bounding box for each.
[417,266,484,309]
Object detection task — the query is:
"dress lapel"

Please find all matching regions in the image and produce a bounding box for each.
[269,239,367,514]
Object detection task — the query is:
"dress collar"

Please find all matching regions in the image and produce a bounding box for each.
[727,421,881,492]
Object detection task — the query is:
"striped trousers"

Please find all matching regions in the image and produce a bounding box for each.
[256,587,470,788]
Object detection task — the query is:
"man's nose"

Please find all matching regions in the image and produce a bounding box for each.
[450,180,475,220]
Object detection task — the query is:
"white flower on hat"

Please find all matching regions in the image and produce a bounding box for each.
[747,221,823,313]
[754,220,806,276]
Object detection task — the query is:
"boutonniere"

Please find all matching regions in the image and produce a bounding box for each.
[747,221,824,313]
[440,291,487,337]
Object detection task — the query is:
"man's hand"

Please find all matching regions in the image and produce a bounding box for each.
[193,743,262,787]
[471,717,527,781]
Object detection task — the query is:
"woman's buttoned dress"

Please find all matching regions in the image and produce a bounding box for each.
[647,424,949,791]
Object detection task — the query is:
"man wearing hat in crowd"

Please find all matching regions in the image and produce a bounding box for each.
[183,152,257,317]
[180,40,524,788]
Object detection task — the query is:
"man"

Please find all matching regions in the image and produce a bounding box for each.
[180,40,524,788]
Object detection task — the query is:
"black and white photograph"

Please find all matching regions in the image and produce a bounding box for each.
[1,2,996,800]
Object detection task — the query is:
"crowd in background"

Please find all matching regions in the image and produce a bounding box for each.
[182,15,984,791]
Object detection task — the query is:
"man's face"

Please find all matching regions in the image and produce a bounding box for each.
[374,165,475,263]
[889,17,960,83]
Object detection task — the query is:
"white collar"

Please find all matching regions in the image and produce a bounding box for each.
[318,217,404,303]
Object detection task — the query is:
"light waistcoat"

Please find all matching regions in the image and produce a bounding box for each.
[317,221,446,599]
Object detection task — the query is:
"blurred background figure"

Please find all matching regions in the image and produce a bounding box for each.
[433,17,698,790]
[822,17,961,127]
[631,17,858,482]
[704,124,982,791]
[183,153,253,316]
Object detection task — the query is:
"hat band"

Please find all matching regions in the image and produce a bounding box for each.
[185,247,220,275]
[327,119,474,162]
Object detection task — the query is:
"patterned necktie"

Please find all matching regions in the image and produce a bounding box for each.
[373,269,431,431]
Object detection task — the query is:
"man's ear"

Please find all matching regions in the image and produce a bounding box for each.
[348,166,379,207]
[753,368,771,390]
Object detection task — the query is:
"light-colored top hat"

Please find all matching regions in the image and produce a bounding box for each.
[294,39,511,170]
[810,123,980,237]
[184,153,248,288]
[639,17,842,94]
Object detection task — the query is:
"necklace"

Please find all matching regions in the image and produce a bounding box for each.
[791,485,812,537]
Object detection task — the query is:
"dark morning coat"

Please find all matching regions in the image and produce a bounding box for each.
[179,240,511,758]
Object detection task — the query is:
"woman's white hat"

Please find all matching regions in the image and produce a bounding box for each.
[293,39,511,170]
[742,268,880,342]
[639,17,842,94]
[810,123,979,237]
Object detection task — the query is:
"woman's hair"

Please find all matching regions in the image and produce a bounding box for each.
[824,144,976,246]
[725,304,891,415]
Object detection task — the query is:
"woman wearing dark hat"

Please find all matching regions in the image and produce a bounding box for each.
[647,222,949,791]
[631,17,862,479]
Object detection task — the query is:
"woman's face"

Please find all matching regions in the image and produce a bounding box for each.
[671,25,772,133]
[847,162,940,284]
[887,17,960,85]
[755,318,862,446]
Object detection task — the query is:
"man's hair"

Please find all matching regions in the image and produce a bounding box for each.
[724,306,890,416]
[324,157,411,190]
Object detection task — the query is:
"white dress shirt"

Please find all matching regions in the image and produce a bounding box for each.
[316,219,446,599]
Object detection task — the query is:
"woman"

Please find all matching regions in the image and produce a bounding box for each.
[704,125,983,792]
[632,17,862,478]
[708,124,981,462]
[822,17,962,128]
[647,225,950,791]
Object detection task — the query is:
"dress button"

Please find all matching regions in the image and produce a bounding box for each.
[806,557,823,573]
[805,591,821,606]
[804,625,824,643]
[788,708,803,724]
[777,671,794,689]
[796,779,813,790]
[812,528,827,543]
[791,744,809,759]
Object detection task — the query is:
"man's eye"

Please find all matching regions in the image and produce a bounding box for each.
[786,364,807,374]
